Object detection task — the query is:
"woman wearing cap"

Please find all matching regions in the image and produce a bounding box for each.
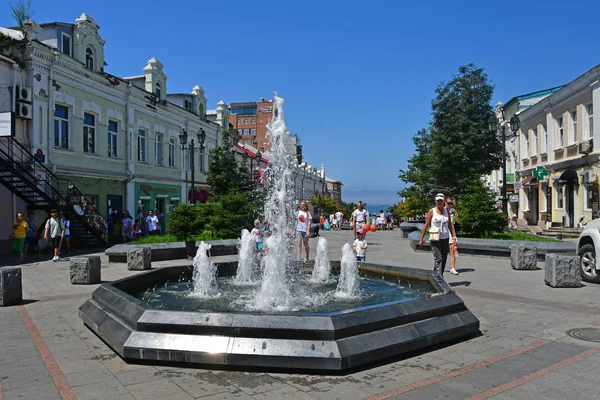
[419,193,458,277]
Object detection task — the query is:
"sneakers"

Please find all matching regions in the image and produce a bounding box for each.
[450,268,459,275]
[52,256,60,262]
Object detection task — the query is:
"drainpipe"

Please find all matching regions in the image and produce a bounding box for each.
[124,82,133,213]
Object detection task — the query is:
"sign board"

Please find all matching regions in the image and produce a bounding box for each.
[259,106,272,113]
[506,173,515,182]
[533,166,548,181]
[0,112,15,137]
[546,184,552,221]
[509,195,519,202]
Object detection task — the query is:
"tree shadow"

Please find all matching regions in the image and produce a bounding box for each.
[449,281,471,287]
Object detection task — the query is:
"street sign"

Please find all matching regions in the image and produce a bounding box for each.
[533,166,548,181]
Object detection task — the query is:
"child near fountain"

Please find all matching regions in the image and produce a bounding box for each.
[353,229,368,262]
[251,219,264,252]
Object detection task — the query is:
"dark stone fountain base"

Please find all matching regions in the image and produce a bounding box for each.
[79,262,479,372]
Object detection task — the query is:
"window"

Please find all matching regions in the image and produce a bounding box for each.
[85,47,94,70]
[569,110,577,144]
[108,120,118,157]
[137,129,146,162]
[585,104,593,139]
[237,118,242,125]
[61,33,72,57]
[199,148,205,172]
[525,131,530,157]
[168,138,176,167]
[531,128,538,156]
[53,104,69,149]
[155,133,163,166]
[83,113,95,154]
[556,117,564,148]
[250,128,256,135]
[184,99,192,111]
[155,82,161,100]
[542,123,548,153]
[243,139,248,145]
[555,186,563,209]
[251,118,256,124]
[244,119,248,124]
[585,184,593,210]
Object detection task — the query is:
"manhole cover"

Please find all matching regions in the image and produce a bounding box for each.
[566,328,600,343]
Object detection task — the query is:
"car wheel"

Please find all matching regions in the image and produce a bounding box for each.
[578,244,600,283]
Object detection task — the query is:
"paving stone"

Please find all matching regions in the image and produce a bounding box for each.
[1,382,62,400]
[125,378,185,400]
[71,379,134,400]
[127,247,151,271]
[113,367,162,386]
[545,254,581,288]
[157,369,235,398]
[252,386,319,400]
[70,256,101,284]
[510,244,538,270]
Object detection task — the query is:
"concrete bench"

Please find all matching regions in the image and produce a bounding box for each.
[399,223,421,239]
[127,247,151,271]
[70,256,101,284]
[0,267,22,306]
[510,244,538,270]
[545,254,581,288]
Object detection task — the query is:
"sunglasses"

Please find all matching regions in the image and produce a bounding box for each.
[447,202,453,205]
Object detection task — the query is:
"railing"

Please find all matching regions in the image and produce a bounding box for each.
[0,138,108,243]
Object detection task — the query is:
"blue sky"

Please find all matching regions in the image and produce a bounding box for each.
[3,0,599,205]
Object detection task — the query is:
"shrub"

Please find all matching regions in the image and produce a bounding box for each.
[456,180,506,238]
[166,203,202,240]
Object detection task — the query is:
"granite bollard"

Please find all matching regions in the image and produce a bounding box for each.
[127,247,152,270]
[510,244,538,270]
[70,256,101,284]
[545,253,581,288]
[0,266,22,306]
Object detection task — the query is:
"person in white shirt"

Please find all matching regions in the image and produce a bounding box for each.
[296,200,312,260]
[335,211,343,231]
[351,201,368,239]
[251,219,264,252]
[121,211,134,243]
[146,210,160,235]
[353,229,368,261]
[60,214,71,254]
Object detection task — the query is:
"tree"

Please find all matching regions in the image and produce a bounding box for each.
[394,193,429,219]
[202,193,255,239]
[399,64,501,199]
[167,203,203,240]
[10,0,34,31]
[309,193,339,216]
[456,179,506,238]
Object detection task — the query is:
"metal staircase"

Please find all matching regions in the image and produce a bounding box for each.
[0,138,108,246]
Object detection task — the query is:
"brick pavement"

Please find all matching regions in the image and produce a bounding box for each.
[0,229,599,399]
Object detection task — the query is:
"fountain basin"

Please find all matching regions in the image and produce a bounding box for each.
[79,261,479,372]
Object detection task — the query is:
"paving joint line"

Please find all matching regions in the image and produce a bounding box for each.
[367,339,550,400]
[18,305,78,400]
[465,348,600,400]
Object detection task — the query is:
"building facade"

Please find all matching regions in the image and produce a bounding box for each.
[517,65,600,227]
[0,15,229,246]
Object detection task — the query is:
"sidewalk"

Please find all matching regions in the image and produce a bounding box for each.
[0,229,599,399]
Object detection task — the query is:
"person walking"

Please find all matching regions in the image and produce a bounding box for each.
[146,210,160,235]
[24,211,41,259]
[60,213,71,255]
[445,198,460,275]
[296,200,311,260]
[11,212,29,263]
[44,209,65,262]
[351,201,368,239]
[335,210,344,231]
[157,208,165,235]
[419,193,457,277]
[122,211,134,243]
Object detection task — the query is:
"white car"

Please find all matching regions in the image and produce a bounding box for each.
[576,218,600,283]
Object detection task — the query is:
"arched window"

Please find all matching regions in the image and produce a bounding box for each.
[155,82,162,99]
[85,47,94,70]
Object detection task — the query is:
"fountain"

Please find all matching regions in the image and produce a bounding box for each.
[79,92,479,372]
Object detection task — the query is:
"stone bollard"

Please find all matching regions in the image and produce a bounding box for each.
[70,256,101,284]
[0,266,22,306]
[510,244,538,270]
[545,254,581,288]
[127,247,152,271]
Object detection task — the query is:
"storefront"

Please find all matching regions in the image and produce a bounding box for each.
[133,182,181,232]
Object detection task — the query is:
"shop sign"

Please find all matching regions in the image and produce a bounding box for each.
[506,173,515,183]
[259,106,272,113]
[140,184,179,195]
[0,112,15,137]
[533,166,548,181]
[509,195,519,202]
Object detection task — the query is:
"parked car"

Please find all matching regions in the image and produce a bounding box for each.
[576,219,600,283]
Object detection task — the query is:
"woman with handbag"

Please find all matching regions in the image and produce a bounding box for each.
[419,193,458,277]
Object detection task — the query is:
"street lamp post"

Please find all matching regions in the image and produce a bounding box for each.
[179,128,206,204]
[489,113,520,219]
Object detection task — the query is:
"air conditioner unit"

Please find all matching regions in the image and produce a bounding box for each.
[585,170,597,184]
[16,103,32,119]
[579,139,593,154]
[15,86,32,103]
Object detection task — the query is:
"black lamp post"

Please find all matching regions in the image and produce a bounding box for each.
[489,113,520,219]
[179,128,206,204]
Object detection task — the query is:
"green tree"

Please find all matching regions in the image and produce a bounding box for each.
[456,179,506,238]
[167,203,202,240]
[202,193,255,239]
[309,193,339,216]
[10,0,34,31]
[399,64,500,200]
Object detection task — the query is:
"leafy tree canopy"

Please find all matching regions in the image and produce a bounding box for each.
[10,0,34,31]
[456,179,506,238]
[309,193,339,216]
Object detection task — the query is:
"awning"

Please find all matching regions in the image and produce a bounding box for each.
[188,189,209,203]
[558,169,578,185]
[520,175,537,186]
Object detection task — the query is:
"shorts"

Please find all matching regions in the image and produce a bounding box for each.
[12,238,25,254]
[256,242,263,250]
[25,236,38,246]
[64,234,70,239]
[355,222,365,230]
[50,236,61,249]
[356,255,365,262]
[296,230,307,237]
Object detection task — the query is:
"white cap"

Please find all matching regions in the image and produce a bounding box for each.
[435,193,445,201]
